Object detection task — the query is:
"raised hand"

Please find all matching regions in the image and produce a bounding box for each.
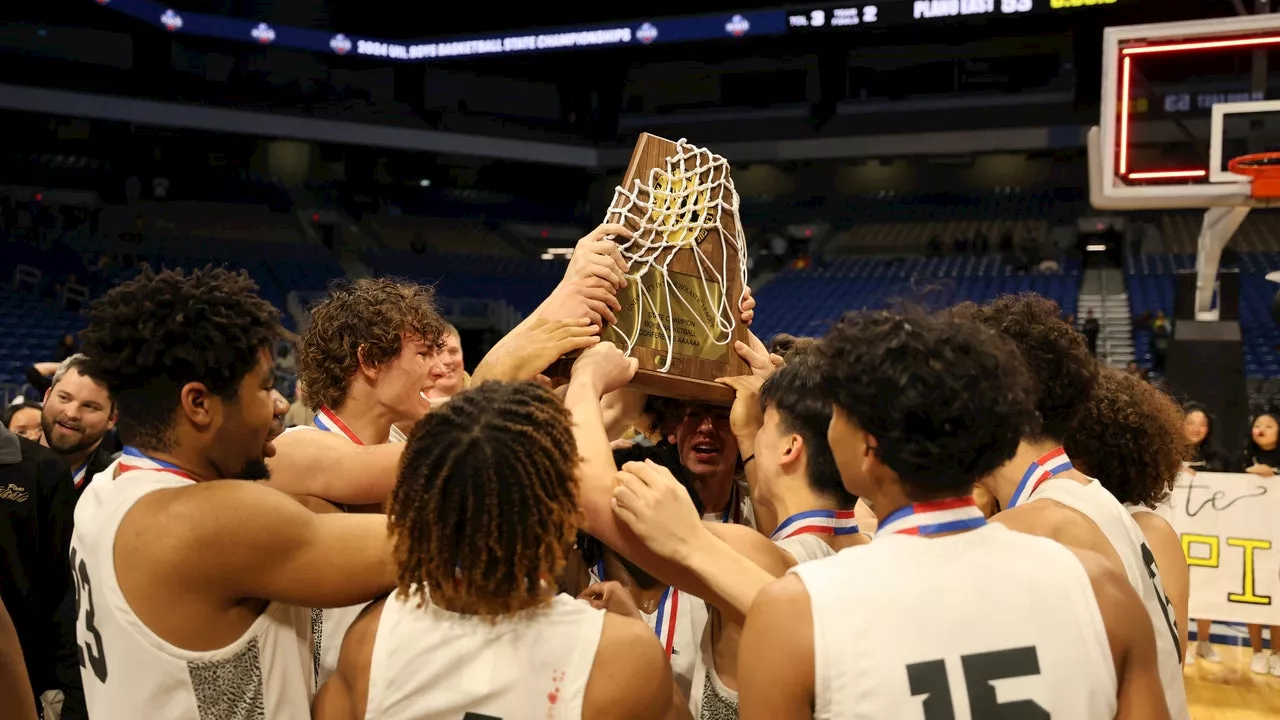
[539,276,623,327]
[564,223,632,291]
[611,459,705,563]
[740,285,756,326]
[716,374,766,442]
[731,333,784,381]
[570,341,639,397]
[472,318,601,385]
[577,580,643,620]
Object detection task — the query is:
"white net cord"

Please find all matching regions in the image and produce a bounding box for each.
[602,138,750,374]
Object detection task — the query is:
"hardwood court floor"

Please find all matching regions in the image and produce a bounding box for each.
[1186,644,1280,719]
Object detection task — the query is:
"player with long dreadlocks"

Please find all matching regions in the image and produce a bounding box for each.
[313,343,689,720]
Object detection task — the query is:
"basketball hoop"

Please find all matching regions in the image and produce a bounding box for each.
[1228,152,1280,199]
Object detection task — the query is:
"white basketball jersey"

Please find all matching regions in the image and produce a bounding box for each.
[1030,478,1190,720]
[700,477,756,529]
[793,524,1117,720]
[283,418,381,689]
[71,460,314,719]
[586,561,708,699]
[365,591,605,720]
[642,588,708,700]
[689,534,837,718]
[774,532,839,565]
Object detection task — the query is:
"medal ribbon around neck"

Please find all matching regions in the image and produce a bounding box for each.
[651,586,679,658]
[717,481,742,524]
[770,509,860,541]
[592,559,680,658]
[72,461,90,489]
[117,446,194,481]
[313,407,363,445]
[876,496,986,537]
[1007,446,1074,509]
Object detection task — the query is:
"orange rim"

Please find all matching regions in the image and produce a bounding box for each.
[1228,152,1280,198]
[1229,152,1280,177]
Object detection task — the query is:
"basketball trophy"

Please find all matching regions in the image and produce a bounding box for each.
[599,133,751,405]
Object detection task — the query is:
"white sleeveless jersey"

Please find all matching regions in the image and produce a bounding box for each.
[793,524,1117,720]
[365,591,605,720]
[774,533,838,565]
[700,477,756,530]
[280,422,376,689]
[689,534,838,718]
[586,563,708,699]
[70,461,314,719]
[1030,478,1190,720]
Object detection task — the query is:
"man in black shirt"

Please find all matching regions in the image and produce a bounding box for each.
[1083,309,1101,357]
[0,424,86,719]
[38,355,119,497]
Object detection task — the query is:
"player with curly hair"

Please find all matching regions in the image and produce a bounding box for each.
[268,276,605,687]
[312,377,687,720]
[68,267,397,720]
[265,277,451,687]
[962,294,1190,719]
[1066,365,1192,668]
[264,226,643,508]
[735,311,1170,720]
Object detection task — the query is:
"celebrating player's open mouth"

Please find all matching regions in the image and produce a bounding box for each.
[690,436,721,465]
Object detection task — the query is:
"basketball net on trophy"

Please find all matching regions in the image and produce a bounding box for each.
[600,134,751,403]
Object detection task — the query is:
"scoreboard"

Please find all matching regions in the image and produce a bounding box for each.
[91,0,1124,63]
[786,0,1117,32]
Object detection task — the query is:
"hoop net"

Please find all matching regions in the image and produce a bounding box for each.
[604,138,749,374]
[1228,152,1280,199]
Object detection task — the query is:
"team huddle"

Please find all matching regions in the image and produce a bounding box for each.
[63,226,1190,719]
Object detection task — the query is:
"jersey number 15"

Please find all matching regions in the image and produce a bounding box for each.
[907,646,1048,719]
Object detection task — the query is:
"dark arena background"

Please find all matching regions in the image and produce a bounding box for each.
[2,0,1280,714]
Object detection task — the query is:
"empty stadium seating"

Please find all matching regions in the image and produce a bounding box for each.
[1126,252,1280,387]
[366,249,561,317]
[751,254,1080,342]
[0,286,85,388]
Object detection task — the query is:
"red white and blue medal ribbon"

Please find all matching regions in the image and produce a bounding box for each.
[72,461,89,489]
[313,406,363,445]
[1007,446,1074,509]
[651,586,679,658]
[770,509,860,541]
[876,496,986,537]
[117,446,195,481]
[593,559,679,658]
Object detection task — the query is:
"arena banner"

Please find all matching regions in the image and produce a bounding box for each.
[1155,472,1280,625]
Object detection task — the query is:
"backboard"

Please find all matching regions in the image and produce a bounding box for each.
[1090,13,1280,210]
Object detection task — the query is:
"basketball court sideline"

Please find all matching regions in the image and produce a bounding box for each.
[1087,10,1280,719]
[1186,644,1280,719]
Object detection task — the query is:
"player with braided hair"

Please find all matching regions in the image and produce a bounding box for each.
[68,267,398,720]
[389,381,583,617]
[268,274,603,686]
[314,367,689,720]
